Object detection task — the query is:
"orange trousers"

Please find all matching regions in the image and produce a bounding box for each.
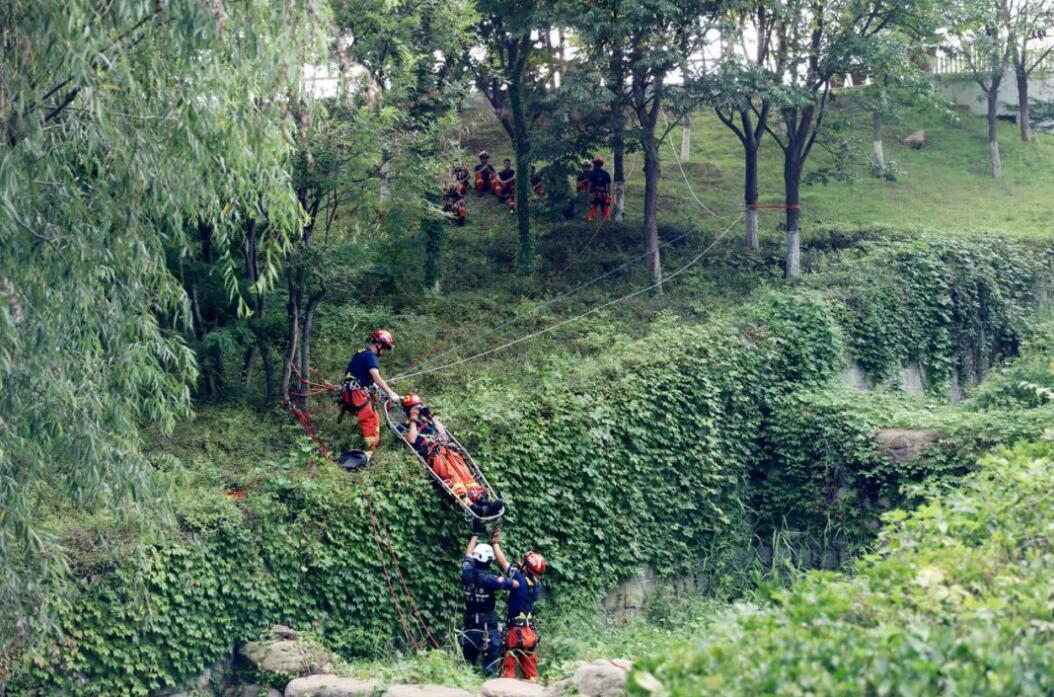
[348,388,380,453]
[501,625,539,680]
[587,194,611,221]
[429,446,484,500]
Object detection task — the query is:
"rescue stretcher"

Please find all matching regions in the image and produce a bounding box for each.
[381,399,506,522]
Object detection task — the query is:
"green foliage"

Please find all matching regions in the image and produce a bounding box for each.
[810,232,1043,385]
[0,0,331,672]
[630,440,1054,696]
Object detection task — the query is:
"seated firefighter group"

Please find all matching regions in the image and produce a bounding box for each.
[442,151,613,224]
[338,329,547,680]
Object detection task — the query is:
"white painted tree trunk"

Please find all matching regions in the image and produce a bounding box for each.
[745,208,759,250]
[379,158,390,202]
[613,181,625,222]
[990,140,1002,179]
[679,116,690,162]
[872,110,885,169]
[785,227,801,278]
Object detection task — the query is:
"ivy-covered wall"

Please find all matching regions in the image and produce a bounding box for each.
[11,231,1051,696]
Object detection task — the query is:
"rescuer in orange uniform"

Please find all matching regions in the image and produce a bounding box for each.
[339,330,400,461]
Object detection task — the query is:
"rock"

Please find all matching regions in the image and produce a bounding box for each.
[541,678,573,697]
[271,625,300,641]
[480,678,548,697]
[224,686,283,697]
[284,675,379,697]
[572,660,631,697]
[238,638,334,677]
[384,685,474,697]
[902,129,926,148]
[874,429,943,464]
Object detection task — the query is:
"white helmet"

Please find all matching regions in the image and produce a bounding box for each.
[470,543,495,565]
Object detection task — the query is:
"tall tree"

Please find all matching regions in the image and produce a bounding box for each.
[474,0,552,274]
[1009,0,1054,142]
[762,0,913,277]
[948,0,1015,177]
[702,2,779,249]
[625,0,714,285]
[0,0,329,673]
[574,0,633,221]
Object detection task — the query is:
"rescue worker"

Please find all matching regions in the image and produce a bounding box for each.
[587,156,612,221]
[443,182,467,226]
[495,159,516,205]
[339,330,400,461]
[462,529,519,677]
[452,165,470,195]
[575,159,593,193]
[473,151,497,196]
[530,166,545,201]
[493,529,546,681]
[400,394,504,518]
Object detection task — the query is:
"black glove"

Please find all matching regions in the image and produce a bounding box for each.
[472,517,486,536]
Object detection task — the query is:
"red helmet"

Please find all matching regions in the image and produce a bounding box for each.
[401,393,423,411]
[370,329,395,349]
[522,551,546,576]
[592,156,605,166]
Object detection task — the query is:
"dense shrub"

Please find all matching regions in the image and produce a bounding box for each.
[630,440,1054,696]
[11,231,1050,695]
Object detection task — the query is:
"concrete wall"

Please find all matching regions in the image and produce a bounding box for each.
[936,72,1054,121]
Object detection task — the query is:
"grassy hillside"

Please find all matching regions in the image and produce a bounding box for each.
[461,94,1054,240]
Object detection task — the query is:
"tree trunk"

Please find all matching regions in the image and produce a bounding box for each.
[379,149,391,202]
[279,268,301,403]
[509,75,533,274]
[744,139,760,250]
[259,337,276,407]
[612,105,626,222]
[872,110,885,169]
[296,289,325,410]
[679,114,691,162]
[986,83,1002,179]
[242,343,257,387]
[642,135,662,287]
[1016,62,1032,143]
[784,157,802,279]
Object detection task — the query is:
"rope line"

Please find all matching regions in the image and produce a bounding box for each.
[660,109,721,219]
[392,226,702,379]
[391,214,743,384]
[398,210,608,377]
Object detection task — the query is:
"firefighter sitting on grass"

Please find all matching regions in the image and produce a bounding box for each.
[400,394,504,518]
[474,151,497,196]
[495,159,516,209]
[443,182,467,225]
[452,164,470,195]
[493,528,546,681]
[338,330,400,463]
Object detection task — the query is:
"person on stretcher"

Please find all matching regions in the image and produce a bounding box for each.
[399,394,504,517]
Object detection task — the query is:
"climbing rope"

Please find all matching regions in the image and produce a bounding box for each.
[660,109,723,219]
[393,225,704,379]
[398,212,610,377]
[391,213,743,384]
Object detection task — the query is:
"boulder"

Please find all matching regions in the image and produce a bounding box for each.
[480,678,548,697]
[874,429,943,464]
[541,678,573,697]
[284,675,379,697]
[224,687,282,697]
[572,660,631,697]
[384,685,474,697]
[238,637,334,677]
[902,130,926,149]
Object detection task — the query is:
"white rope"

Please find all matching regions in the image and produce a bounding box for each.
[660,109,721,219]
[392,227,702,379]
[390,214,743,384]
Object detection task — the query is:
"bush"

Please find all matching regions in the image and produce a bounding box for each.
[630,440,1054,697]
